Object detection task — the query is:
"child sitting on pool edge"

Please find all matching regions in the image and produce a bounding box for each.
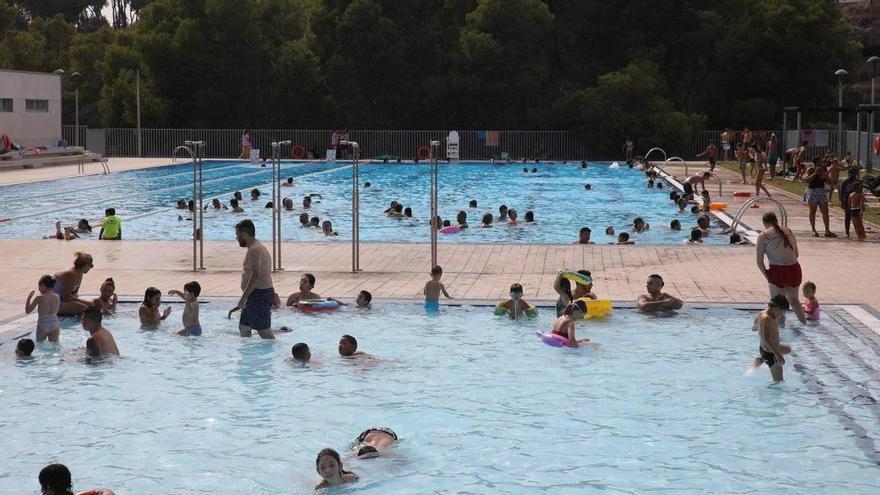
[168,281,203,336]
[423,265,453,311]
[496,283,536,319]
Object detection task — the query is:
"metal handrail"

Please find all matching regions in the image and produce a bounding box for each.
[271,141,290,272]
[173,145,199,271]
[643,147,667,162]
[341,140,361,272]
[724,196,788,233]
[665,156,687,178]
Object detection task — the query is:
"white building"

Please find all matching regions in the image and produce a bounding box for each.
[0,69,62,147]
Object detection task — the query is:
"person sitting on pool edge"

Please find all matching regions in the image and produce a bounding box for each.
[81,307,119,356]
[39,463,115,495]
[576,227,593,244]
[287,273,321,306]
[617,232,634,245]
[291,342,311,363]
[315,448,358,489]
[350,427,398,459]
[751,294,792,382]
[636,274,683,313]
[98,208,122,240]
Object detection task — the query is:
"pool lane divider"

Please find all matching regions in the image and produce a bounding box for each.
[2,160,348,223]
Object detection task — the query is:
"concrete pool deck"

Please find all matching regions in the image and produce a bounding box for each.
[0,157,877,334]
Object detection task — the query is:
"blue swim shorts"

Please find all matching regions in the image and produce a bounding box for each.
[240,287,275,330]
[185,325,203,336]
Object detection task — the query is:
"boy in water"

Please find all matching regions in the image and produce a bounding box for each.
[25,274,61,342]
[751,294,792,382]
[497,283,533,319]
[356,290,372,309]
[169,281,203,336]
[291,343,311,363]
[80,307,119,356]
[98,207,122,240]
[423,265,453,310]
[617,232,634,245]
[15,338,34,357]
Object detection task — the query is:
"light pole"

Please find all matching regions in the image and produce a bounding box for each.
[835,69,847,159]
[867,56,880,173]
[54,69,84,147]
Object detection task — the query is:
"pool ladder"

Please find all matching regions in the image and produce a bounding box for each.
[724,196,788,233]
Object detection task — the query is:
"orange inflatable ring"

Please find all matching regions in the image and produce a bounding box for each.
[874,136,880,156]
[416,145,431,160]
[291,144,306,159]
[733,191,751,198]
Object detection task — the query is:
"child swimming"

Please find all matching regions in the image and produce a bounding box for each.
[168,281,202,336]
[92,278,117,315]
[314,448,358,489]
[551,300,593,348]
[15,338,35,357]
[25,275,60,342]
[139,287,171,327]
[802,281,820,321]
[423,265,453,310]
[498,283,533,319]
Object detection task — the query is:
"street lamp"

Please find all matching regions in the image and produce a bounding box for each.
[835,69,847,159]
[867,56,880,172]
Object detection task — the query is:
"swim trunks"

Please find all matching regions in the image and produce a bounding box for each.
[240,287,275,330]
[424,300,440,312]
[683,183,694,195]
[766,262,802,289]
[759,346,776,367]
[184,325,203,336]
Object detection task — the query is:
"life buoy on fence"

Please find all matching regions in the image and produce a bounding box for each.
[416,145,431,161]
[874,136,880,156]
[291,144,306,159]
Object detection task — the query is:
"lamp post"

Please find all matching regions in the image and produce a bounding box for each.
[54,69,84,147]
[867,56,880,173]
[835,69,847,159]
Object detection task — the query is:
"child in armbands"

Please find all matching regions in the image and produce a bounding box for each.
[495,283,537,319]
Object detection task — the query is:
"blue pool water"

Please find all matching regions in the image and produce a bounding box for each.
[0,161,730,244]
[2,303,878,494]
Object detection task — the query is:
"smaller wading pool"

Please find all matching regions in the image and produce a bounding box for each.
[2,302,876,494]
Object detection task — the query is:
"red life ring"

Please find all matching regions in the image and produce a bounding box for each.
[874,136,880,156]
[1,133,10,151]
[291,144,306,159]
[416,145,431,160]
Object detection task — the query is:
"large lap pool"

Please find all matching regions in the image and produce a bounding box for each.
[2,303,878,493]
[0,161,730,244]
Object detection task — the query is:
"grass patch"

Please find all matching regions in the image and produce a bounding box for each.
[716,161,880,227]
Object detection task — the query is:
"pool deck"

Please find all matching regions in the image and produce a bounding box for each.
[1,158,878,337]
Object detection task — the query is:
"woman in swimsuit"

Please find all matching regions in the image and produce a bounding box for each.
[53,252,94,316]
[755,213,806,324]
[804,158,836,238]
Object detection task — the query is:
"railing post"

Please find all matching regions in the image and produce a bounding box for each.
[341,140,361,272]
[429,140,440,268]
[271,140,290,271]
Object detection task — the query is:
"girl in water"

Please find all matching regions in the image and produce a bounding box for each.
[93,278,118,314]
[551,299,593,348]
[139,287,171,326]
[314,448,358,489]
[553,274,574,317]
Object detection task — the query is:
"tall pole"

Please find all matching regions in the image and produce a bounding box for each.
[75,88,79,147]
[867,57,880,173]
[136,69,142,157]
[197,142,204,270]
[342,140,361,272]
[835,69,847,159]
[429,140,440,268]
[271,142,278,271]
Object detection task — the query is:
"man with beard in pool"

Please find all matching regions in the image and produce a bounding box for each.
[228,219,276,339]
[636,274,684,313]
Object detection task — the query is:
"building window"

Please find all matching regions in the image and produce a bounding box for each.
[0,98,11,112]
[25,99,49,113]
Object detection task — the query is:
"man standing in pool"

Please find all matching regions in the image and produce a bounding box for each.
[228,219,276,339]
[636,274,684,313]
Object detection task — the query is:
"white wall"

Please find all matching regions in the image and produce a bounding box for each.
[0,69,62,147]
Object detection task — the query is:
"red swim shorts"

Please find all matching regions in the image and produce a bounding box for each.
[767,263,802,289]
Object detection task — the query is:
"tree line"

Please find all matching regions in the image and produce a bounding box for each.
[0,0,860,155]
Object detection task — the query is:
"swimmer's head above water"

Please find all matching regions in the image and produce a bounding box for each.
[338,334,358,356]
[291,342,311,362]
[356,290,372,308]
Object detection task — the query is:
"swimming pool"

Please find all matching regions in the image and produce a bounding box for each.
[2,303,878,493]
[0,161,731,244]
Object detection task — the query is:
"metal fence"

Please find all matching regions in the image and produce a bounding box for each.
[61,125,87,148]
[62,127,600,160]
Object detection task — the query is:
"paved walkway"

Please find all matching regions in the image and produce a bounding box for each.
[1,158,877,334]
[0,157,191,186]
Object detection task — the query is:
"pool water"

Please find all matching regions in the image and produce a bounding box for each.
[0,161,729,244]
[2,303,878,494]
